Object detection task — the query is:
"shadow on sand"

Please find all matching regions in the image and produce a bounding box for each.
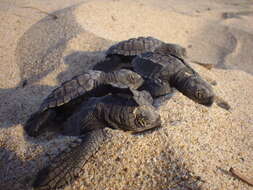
[0,2,107,129]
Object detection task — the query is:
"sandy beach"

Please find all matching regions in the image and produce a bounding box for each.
[0,0,253,189]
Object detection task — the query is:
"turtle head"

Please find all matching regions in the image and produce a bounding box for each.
[154,43,187,59]
[132,105,161,132]
[114,69,144,89]
[181,77,215,106]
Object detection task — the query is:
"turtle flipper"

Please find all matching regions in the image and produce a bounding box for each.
[33,129,108,190]
[24,109,57,137]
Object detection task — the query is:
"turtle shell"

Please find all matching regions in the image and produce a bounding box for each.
[39,69,144,113]
[106,36,163,56]
[39,70,103,112]
[94,37,188,73]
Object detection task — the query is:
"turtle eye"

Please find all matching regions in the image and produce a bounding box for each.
[127,75,136,83]
[128,74,135,82]
[196,89,204,99]
[136,114,147,127]
[138,118,146,127]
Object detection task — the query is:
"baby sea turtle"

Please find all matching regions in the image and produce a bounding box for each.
[24,69,144,137]
[32,90,161,190]
[92,37,188,101]
[133,52,214,106]
[93,36,187,72]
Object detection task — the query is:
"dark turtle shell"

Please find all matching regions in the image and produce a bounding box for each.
[106,36,163,56]
[94,36,187,73]
[39,69,143,112]
[39,70,102,112]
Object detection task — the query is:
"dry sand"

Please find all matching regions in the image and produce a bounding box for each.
[0,0,253,189]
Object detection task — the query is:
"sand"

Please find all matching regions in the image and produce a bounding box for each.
[0,0,253,189]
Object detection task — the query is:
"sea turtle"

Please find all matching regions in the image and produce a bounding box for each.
[132,52,214,106]
[92,37,188,101]
[93,36,187,72]
[32,89,161,190]
[24,69,144,137]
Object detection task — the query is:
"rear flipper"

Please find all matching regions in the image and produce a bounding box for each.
[33,129,109,190]
[24,109,57,137]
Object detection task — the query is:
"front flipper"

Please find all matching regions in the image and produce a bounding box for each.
[33,129,109,190]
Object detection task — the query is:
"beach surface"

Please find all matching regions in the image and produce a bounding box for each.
[0,0,253,189]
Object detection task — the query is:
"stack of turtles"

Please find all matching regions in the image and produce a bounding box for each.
[94,36,214,106]
[24,36,214,190]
